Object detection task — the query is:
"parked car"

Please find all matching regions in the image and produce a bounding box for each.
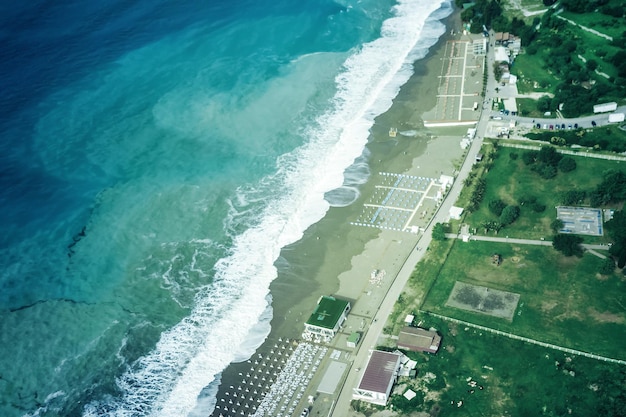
[549,124,554,130]
[574,123,578,128]
[536,123,541,129]
[591,120,597,126]
[300,409,310,417]
[561,123,566,129]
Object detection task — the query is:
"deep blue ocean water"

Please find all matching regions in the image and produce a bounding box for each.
[0,0,452,415]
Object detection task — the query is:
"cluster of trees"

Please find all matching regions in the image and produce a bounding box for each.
[561,0,618,14]
[588,170,626,206]
[467,178,487,212]
[455,0,504,34]
[606,210,626,268]
[521,146,577,179]
[528,8,625,115]
[488,199,522,225]
[552,233,584,256]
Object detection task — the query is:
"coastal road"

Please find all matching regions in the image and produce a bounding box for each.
[330,32,498,417]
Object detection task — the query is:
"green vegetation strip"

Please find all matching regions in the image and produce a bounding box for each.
[422,311,626,365]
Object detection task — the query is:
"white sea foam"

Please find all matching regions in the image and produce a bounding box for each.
[84,1,452,416]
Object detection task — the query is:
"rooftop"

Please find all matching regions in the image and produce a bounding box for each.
[357,350,402,394]
[398,326,442,353]
[305,296,350,330]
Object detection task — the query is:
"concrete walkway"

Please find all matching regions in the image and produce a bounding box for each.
[556,14,613,41]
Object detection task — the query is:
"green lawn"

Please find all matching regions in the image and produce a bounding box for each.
[384,312,626,417]
[419,239,626,359]
[463,145,624,240]
[560,8,626,41]
[516,97,547,118]
[511,53,559,94]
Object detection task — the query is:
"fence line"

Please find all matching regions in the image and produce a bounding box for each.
[500,142,626,162]
[421,310,626,365]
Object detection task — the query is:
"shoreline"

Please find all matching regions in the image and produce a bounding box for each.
[209,9,470,417]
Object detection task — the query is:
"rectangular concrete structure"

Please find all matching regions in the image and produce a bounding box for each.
[556,206,603,236]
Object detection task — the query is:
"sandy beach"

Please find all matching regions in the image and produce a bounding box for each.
[209,10,482,417]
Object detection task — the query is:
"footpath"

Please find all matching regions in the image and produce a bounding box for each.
[444,233,609,259]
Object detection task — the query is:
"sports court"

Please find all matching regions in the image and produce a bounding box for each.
[556,206,603,236]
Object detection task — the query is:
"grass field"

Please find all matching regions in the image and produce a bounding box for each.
[511,53,559,94]
[559,8,626,41]
[383,312,626,417]
[419,239,625,359]
[516,97,548,118]
[463,145,624,240]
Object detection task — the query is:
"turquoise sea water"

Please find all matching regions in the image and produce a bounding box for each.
[0,0,452,415]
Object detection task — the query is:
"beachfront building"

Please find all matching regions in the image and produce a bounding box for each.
[397,326,442,354]
[473,38,486,55]
[303,296,350,343]
[352,350,402,406]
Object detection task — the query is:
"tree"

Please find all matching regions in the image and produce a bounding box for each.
[552,234,584,257]
[531,163,557,179]
[550,219,564,233]
[537,95,552,112]
[489,199,507,216]
[586,59,599,72]
[499,205,520,226]
[493,63,504,82]
[558,156,577,172]
[522,150,538,165]
[433,223,447,241]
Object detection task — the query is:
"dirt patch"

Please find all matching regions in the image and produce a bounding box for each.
[595,273,609,281]
[445,345,455,353]
[446,281,520,321]
[558,256,579,267]
[541,300,558,313]
[588,308,625,324]
[510,256,520,263]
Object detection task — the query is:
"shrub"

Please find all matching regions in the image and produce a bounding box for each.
[599,257,616,275]
[551,219,564,233]
[522,151,538,165]
[532,202,546,212]
[558,156,577,172]
[489,199,507,216]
